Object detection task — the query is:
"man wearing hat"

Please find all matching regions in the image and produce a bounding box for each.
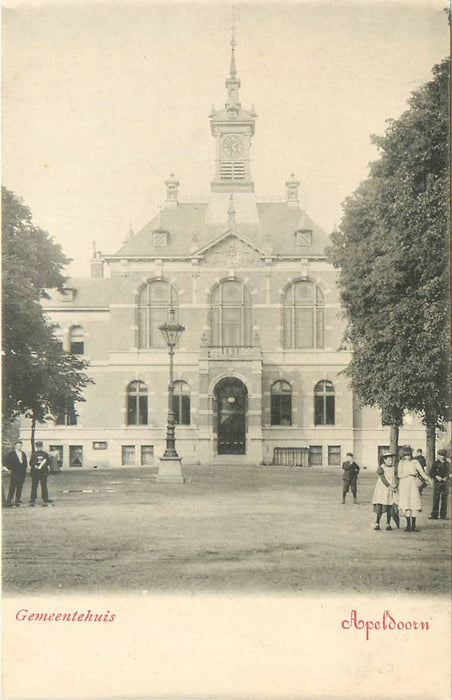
[3,439,28,507]
[30,441,52,506]
[341,452,360,504]
[429,449,451,520]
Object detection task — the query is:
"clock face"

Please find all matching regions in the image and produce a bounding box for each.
[222,135,244,157]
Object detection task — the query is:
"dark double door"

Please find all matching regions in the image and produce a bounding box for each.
[215,378,247,455]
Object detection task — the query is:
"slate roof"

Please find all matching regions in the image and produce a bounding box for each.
[109,199,329,260]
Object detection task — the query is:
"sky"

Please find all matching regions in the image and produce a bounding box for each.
[3,0,449,277]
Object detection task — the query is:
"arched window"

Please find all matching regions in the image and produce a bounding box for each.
[70,326,84,355]
[53,325,64,348]
[138,280,178,349]
[314,380,335,425]
[271,381,292,426]
[127,381,148,425]
[210,280,252,347]
[173,381,191,425]
[283,280,324,349]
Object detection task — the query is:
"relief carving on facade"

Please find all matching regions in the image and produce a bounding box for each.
[203,238,263,267]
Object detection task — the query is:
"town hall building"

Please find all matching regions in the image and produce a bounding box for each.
[31,37,427,470]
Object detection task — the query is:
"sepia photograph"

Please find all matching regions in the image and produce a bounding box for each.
[2,0,451,697]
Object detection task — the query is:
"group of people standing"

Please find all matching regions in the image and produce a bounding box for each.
[371,446,450,531]
[341,446,451,531]
[2,440,55,507]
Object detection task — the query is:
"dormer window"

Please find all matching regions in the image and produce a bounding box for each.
[295,230,312,247]
[152,230,169,247]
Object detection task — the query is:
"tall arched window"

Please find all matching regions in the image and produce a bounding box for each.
[283,280,324,349]
[210,280,252,347]
[53,325,64,348]
[173,381,191,425]
[70,326,84,354]
[138,280,178,349]
[127,381,148,425]
[271,381,292,426]
[314,380,335,425]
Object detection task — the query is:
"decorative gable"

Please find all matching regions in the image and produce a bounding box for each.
[202,234,264,267]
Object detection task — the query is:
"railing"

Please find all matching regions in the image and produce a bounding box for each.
[273,447,310,467]
[207,345,255,357]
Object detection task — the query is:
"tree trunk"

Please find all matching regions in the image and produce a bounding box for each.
[425,420,436,475]
[30,412,37,453]
[390,423,400,470]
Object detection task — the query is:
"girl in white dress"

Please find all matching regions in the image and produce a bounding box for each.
[372,452,399,530]
[397,445,431,532]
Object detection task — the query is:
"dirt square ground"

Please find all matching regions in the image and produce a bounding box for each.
[2,464,451,595]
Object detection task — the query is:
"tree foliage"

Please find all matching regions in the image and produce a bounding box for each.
[326,59,450,455]
[2,187,93,443]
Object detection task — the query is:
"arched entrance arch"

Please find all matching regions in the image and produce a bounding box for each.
[214,377,248,455]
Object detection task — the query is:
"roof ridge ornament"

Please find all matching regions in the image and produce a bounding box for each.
[227,193,237,229]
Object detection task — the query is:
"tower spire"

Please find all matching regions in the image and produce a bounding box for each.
[229,7,237,79]
[225,7,240,112]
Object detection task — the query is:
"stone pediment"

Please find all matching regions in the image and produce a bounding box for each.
[200,232,265,267]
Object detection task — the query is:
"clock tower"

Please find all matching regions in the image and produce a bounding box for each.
[209,31,256,193]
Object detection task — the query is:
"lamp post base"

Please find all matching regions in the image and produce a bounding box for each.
[156,456,184,484]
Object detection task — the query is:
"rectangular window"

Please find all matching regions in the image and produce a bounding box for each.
[122,445,135,465]
[328,446,341,466]
[141,445,154,465]
[70,341,84,355]
[69,445,83,467]
[93,441,107,450]
[310,445,322,466]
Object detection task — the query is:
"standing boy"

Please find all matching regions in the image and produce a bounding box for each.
[342,452,360,503]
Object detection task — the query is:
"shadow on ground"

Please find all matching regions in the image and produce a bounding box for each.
[2,464,451,595]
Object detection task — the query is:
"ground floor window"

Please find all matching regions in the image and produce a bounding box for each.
[270,381,292,426]
[310,445,322,466]
[69,445,83,467]
[173,381,190,425]
[141,445,154,465]
[122,445,136,465]
[328,446,341,466]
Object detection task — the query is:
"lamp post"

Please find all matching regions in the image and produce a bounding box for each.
[157,308,185,483]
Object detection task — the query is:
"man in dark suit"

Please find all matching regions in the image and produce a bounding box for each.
[3,440,28,507]
[30,441,52,506]
[342,452,360,503]
[428,449,451,520]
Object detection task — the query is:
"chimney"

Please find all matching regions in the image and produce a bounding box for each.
[165,173,179,208]
[90,241,104,278]
[286,173,300,207]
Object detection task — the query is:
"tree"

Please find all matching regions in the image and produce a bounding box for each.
[2,187,93,449]
[327,58,450,467]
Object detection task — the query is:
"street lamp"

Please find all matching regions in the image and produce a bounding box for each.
[157,308,185,483]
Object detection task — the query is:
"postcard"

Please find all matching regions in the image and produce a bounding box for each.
[2,1,450,698]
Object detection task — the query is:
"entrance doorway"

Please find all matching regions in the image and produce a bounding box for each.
[214,377,247,455]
